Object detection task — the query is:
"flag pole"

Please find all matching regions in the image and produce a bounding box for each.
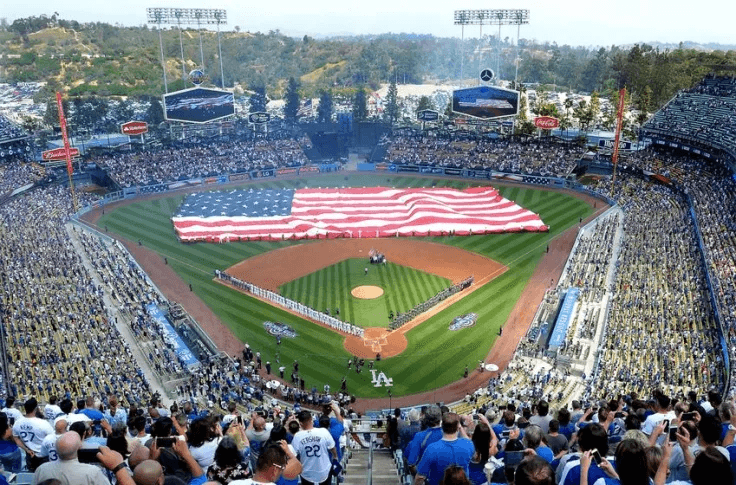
[56,91,78,212]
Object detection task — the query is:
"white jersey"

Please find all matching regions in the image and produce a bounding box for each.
[12,416,54,453]
[292,427,335,483]
[38,433,61,461]
[43,404,63,423]
[54,413,91,427]
[1,407,23,423]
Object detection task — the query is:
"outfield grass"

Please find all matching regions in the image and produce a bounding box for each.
[97,174,594,398]
[279,258,452,328]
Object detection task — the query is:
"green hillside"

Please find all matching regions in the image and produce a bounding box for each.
[97,174,593,398]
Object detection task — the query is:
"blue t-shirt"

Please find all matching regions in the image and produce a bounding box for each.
[563,461,611,485]
[407,427,444,466]
[416,438,475,485]
[535,445,554,463]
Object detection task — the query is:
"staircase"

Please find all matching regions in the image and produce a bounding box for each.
[343,447,405,485]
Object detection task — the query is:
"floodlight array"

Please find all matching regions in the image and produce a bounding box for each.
[454,9,529,26]
[146,8,227,26]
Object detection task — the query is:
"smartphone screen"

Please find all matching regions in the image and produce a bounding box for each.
[505,451,524,467]
[78,448,100,463]
[157,437,176,448]
[591,449,602,465]
[669,426,678,442]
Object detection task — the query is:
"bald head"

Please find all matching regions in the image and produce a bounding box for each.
[133,460,164,485]
[56,432,82,460]
[54,419,68,435]
[128,442,151,470]
[253,416,266,431]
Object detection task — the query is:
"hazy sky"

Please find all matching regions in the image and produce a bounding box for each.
[5,0,735,47]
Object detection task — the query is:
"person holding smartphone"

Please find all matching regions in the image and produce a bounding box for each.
[33,432,112,484]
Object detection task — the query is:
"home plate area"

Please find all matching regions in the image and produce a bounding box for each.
[362,328,390,352]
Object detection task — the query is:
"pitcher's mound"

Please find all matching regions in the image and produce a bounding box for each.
[351,285,384,299]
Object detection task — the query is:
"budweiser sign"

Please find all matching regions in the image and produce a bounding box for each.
[534,116,560,129]
[121,121,148,135]
[42,147,80,161]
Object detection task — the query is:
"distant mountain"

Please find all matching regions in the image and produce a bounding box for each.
[628,41,736,52]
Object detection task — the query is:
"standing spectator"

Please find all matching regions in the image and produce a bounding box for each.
[0,413,21,473]
[545,420,569,459]
[528,401,553,434]
[12,397,54,471]
[642,394,675,445]
[1,398,22,424]
[467,414,496,485]
[104,396,128,429]
[414,413,475,485]
[206,436,251,484]
[292,410,337,485]
[187,415,223,471]
[522,425,554,463]
[407,405,443,473]
[229,443,291,485]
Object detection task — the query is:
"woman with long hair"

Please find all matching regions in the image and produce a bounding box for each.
[206,436,251,484]
[467,414,497,485]
[187,415,223,471]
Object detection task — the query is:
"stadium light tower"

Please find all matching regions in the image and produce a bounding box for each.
[454,9,529,86]
[146,8,228,87]
[147,8,169,93]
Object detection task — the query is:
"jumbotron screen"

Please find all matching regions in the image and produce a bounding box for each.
[163,87,235,124]
[452,86,519,120]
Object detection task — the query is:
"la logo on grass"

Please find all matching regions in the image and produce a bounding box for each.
[370,369,393,387]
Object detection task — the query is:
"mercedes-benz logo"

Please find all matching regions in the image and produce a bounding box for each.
[480,69,494,82]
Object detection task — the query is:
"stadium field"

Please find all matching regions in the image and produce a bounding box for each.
[95,174,593,399]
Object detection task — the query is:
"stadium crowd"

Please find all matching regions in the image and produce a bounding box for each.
[643,75,736,154]
[93,137,312,188]
[0,117,736,484]
[382,135,584,177]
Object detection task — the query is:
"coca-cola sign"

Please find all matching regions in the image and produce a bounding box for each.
[534,116,560,129]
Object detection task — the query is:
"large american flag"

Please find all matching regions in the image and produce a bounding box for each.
[172,186,547,242]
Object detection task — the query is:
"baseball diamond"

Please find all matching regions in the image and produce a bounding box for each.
[90,173,598,402]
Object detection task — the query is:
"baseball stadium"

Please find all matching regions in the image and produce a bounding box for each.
[1,6,736,485]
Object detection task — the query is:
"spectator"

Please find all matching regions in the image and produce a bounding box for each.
[228,442,291,485]
[33,431,112,484]
[13,397,54,471]
[206,436,251,484]
[513,456,555,485]
[414,413,475,485]
[292,410,336,485]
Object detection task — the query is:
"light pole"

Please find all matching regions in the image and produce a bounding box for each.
[453,10,529,85]
[146,8,228,85]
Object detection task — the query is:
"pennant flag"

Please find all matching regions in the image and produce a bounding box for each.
[172,186,548,242]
